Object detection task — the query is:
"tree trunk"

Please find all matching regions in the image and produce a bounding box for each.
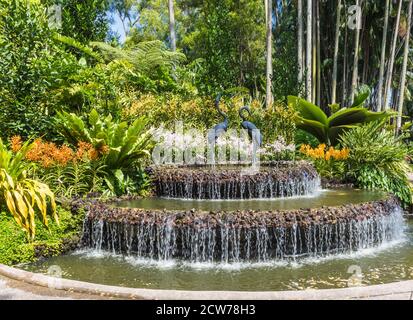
[265,0,273,108]
[168,0,177,51]
[312,0,317,103]
[396,0,412,131]
[342,0,348,104]
[297,0,304,87]
[331,0,342,105]
[377,0,390,111]
[306,0,312,102]
[349,0,361,104]
[384,0,402,110]
[316,0,321,106]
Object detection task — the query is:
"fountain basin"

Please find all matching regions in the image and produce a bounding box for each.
[81,191,404,263]
[148,161,320,199]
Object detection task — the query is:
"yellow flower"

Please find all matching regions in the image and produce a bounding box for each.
[300,144,350,161]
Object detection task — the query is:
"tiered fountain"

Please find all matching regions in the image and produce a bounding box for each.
[22,99,411,291]
[81,95,405,265]
[81,161,405,263]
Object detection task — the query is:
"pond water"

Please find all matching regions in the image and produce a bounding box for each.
[114,189,386,211]
[20,220,413,291]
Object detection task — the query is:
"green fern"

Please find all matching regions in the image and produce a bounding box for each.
[54,34,103,63]
[90,40,186,73]
[56,109,153,172]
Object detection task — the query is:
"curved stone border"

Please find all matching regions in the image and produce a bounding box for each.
[0,264,412,300]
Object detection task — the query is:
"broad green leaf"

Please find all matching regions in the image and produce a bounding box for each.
[288,96,328,125]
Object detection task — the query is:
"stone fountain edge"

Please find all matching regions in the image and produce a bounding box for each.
[1,263,413,300]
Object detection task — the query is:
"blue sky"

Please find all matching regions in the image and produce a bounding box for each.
[108,11,126,43]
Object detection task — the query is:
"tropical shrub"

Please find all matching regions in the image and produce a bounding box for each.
[0,138,57,241]
[122,93,297,145]
[340,121,413,205]
[0,207,83,265]
[56,109,153,195]
[11,136,107,198]
[299,144,350,179]
[287,94,390,145]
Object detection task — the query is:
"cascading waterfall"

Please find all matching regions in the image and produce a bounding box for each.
[149,162,321,199]
[79,162,407,264]
[81,205,405,263]
[155,174,321,199]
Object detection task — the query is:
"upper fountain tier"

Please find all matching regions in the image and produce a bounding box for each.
[148,161,320,200]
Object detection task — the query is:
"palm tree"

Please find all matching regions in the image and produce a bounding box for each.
[168,0,177,51]
[384,0,403,110]
[331,0,342,105]
[396,0,412,130]
[297,0,304,86]
[350,0,361,104]
[306,0,312,102]
[377,0,390,111]
[265,0,273,108]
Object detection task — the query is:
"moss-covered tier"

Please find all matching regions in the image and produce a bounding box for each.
[147,161,321,199]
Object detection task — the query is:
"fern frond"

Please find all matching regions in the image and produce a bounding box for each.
[54,34,103,63]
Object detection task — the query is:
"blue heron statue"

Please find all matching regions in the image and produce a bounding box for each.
[239,106,262,147]
[207,93,229,144]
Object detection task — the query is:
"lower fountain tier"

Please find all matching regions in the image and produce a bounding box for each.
[81,196,405,263]
[148,161,320,199]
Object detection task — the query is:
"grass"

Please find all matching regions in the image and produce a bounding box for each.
[0,206,84,265]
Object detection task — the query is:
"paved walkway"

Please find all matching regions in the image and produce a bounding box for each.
[0,274,106,300]
[1,265,413,300]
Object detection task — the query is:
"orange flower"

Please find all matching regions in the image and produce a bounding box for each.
[10,135,22,153]
[300,144,350,161]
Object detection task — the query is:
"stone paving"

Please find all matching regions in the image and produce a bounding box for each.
[1,270,413,300]
[0,274,103,300]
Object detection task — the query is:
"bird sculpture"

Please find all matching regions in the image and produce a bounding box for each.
[239,106,263,147]
[207,93,229,144]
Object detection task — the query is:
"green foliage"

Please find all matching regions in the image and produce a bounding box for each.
[39,161,107,198]
[256,101,297,145]
[0,207,83,265]
[271,4,302,99]
[288,94,390,145]
[56,109,153,195]
[0,0,80,140]
[90,40,186,90]
[57,109,153,168]
[340,121,413,205]
[54,34,104,63]
[0,138,58,241]
[122,93,297,145]
[44,0,110,44]
[295,129,319,148]
[182,0,266,95]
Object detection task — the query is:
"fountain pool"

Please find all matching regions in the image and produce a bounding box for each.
[21,218,412,291]
[114,189,385,212]
[18,162,412,292]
